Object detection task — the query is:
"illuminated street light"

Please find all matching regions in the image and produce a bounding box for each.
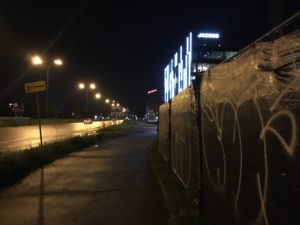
[31,55,63,118]
[31,55,43,65]
[54,58,63,66]
[116,103,120,107]
[90,83,96,90]
[78,82,97,116]
[95,93,101,99]
[105,99,110,104]
[78,83,85,89]
[112,103,115,107]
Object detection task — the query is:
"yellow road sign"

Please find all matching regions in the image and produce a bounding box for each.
[25,81,46,93]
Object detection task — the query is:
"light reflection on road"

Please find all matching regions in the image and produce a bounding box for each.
[0,120,123,152]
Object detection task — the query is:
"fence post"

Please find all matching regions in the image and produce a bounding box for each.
[192,74,204,212]
[168,99,172,167]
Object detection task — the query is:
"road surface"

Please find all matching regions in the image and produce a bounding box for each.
[0,120,122,152]
[0,125,167,225]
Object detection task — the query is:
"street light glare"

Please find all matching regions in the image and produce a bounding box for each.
[78,83,85,89]
[31,55,43,65]
[112,103,115,107]
[90,83,96,90]
[95,93,101,99]
[105,99,110,104]
[116,103,120,107]
[30,55,63,118]
[54,58,63,66]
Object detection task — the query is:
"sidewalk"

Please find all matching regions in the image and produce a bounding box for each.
[0,126,168,225]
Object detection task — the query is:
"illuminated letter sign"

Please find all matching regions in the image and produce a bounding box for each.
[164,32,193,102]
[164,65,170,101]
[197,33,220,39]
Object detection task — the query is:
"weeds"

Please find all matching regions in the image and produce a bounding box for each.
[148,139,202,225]
[0,121,134,190]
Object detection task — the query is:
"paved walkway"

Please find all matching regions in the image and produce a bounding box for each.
[0,126,168,225]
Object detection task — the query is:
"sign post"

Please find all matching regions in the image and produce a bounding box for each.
[25,81,46,147]
[35,92,43,147]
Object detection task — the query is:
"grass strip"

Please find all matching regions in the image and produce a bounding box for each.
[0,121,135,190]
[148,138,203,225]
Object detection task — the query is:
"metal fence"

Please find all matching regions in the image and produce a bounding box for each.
[158,11,300,225]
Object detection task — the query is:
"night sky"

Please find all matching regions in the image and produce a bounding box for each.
[0,0,299,115]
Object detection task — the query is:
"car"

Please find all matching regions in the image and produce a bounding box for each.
[83,118,93,124]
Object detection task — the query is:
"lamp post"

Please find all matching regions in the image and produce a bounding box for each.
[31,55,63,118]
[78,82,96,116]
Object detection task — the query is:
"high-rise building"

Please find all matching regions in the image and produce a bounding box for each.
[164,32,238,102]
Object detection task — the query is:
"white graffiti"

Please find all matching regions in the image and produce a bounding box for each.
[200,30,299,225]
[170,88,196,188]
[159,28,300,225]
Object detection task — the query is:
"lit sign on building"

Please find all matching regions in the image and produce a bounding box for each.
[147,89,157,94]
[163,31,232,102]
[164,32,192,102]
[197,33,220,39]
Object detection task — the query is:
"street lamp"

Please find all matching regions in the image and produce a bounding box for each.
[105,99,110,104]
[90,83,96,90]
[31,55,63,118]
[78,83,85,89]
[78,82,96,116]
[95,93,101,99]
[31,55,43,65]
[54,59,63,66]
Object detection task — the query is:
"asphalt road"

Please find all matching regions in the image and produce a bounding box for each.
[0,120,122,152]
[0,125,167,225]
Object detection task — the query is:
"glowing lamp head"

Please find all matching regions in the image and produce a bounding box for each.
[112,103,115,107]
[78,83,85,89]
[54,58,63,66]
[116,103,120,107]
[31,55,43,65]
[105,99,110,104]
[90,83,96,90]
[95,93,101,99]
